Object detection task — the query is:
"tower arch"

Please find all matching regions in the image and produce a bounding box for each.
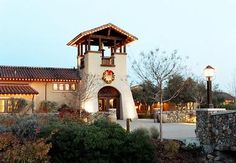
[98,86,121,119]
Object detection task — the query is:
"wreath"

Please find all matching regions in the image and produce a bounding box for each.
[102,70,115,84]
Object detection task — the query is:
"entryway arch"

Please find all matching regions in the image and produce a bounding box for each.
[98,86,121,119]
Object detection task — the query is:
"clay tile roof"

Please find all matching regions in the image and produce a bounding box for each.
[0,65,80,82]
[0,84,38,95]
[67,23,138,46]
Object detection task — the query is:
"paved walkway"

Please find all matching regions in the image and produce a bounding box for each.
[117,119,196,140]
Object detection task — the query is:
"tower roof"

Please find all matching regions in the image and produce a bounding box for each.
[67,23,138,47]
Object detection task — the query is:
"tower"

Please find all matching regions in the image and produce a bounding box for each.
[67,23,138,119]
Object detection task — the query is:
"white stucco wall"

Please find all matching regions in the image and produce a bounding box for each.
[81,51,138,119]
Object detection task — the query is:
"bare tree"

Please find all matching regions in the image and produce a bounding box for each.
[70,72,102,110]
[229,70,236,103]
[132,49,185,141]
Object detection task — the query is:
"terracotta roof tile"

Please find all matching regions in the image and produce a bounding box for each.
[67,23,138,46]
[0,84,38,95]
[0,65,80,82]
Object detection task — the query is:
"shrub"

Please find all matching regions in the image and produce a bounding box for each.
[38,100,58,113]
[58,108,90,123]
[4,139,51,163]
[0,132,17,151]
[222,104,236,110]
[47,119,154,162]
[11,115,39,142]
[0,115,17,127]
[163,140,180,158]
[122,128,155,162]
[149,126,160,139]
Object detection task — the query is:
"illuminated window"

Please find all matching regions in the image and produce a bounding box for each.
[0,100,5,112]
[71,84,76,91]
[59,84,64,91]
[65,84,70,91]
[53,83,76,92]
[53,84,58,90]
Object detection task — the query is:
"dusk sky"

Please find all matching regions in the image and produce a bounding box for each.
[0,0,236,93]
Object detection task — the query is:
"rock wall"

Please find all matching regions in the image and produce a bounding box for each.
[196,108,236,152]
[211,111,236,151]
[155,110,196,123]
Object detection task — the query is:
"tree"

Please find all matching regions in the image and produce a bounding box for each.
[131,81,158,113]
[164,75,194,107]
[69,72,101,110]
[132,49,185,141]
[229,70,236,103]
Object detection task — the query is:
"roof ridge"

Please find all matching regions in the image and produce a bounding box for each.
[0,65,76,70]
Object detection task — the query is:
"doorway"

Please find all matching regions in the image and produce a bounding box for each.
[98,86,121,119]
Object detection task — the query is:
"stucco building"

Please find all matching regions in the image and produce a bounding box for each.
[0,23,138,119]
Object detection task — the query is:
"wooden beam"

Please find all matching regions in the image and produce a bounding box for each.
[99,37,102,51]
[107,28,111,36]
[87,38,91,51]
[81,44,83,55]
[77,44,81,56]
[124,44,126,53]
[91,34,123,41]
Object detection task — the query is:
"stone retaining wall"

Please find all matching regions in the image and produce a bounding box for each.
[155,110,196,123]
[196,108,236,152]
[211,111,236,151]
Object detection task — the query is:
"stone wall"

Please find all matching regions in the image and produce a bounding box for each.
[155,110,196,123]
[211,111,236,151]
[196,108,236,152]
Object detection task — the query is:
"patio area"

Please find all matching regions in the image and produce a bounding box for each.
[117,119,196,140]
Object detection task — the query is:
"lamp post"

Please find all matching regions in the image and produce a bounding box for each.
[203,65,215,108]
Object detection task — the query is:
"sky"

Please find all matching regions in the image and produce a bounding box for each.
[0,0,236,92]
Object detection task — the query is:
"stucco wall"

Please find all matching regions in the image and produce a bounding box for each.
[30,82,76,109]
[0,81,77,111]
[82,51,138,119]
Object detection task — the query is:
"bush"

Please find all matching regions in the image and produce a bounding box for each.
[163,140,180,158]
[4,139,51,163]
[0,132,17,151]
[46,119,154,162]
[38,101,58,113]
[11,115,39,142]
[58,108,90,123]
[0,115,17,127]
[122,128,155,162]
[149,126,160,139]
[222,104,236,110]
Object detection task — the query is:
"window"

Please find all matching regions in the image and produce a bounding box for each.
[71,84,76,91]
[52,83,77,92]
[0,100,5,112]
[53,84,58,91]
[59,84,64,91]
[65,84,70,91]
[0,98,26,113]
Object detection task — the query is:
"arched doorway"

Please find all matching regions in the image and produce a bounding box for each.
[98,86,121,119]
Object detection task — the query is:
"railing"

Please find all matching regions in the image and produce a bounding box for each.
[101,57,115,67]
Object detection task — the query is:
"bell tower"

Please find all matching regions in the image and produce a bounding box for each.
[67,23,138,119]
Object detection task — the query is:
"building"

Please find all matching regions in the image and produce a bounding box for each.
[0,23,138,119]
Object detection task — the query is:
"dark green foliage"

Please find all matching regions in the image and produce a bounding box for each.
[132,81,158,105]
[122,128,154,162]
[46,119,154,163]
[222,104,236,110]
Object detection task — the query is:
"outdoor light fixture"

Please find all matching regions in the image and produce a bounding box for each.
[204,65,215,108]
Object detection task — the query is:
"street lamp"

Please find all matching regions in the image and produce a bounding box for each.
[203,65,215,108]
